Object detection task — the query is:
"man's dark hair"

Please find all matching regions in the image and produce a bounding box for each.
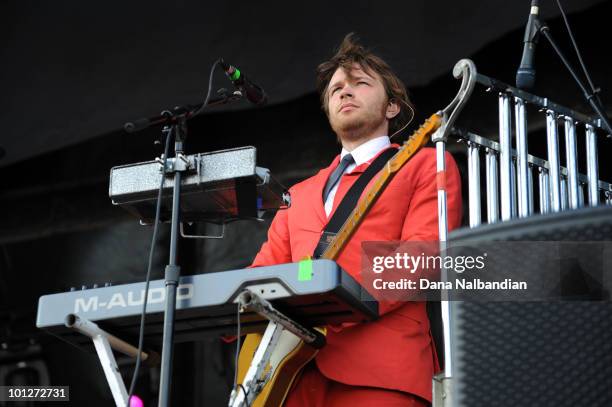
[316,33,414,136]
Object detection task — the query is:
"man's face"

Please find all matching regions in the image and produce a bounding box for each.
[326,64,390,140]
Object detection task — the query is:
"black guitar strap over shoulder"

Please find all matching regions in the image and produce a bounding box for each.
[313,147,398,258]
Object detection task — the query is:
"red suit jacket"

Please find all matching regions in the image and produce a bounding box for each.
[251,146,462,402]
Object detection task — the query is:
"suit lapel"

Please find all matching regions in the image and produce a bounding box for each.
[311,155,340,226]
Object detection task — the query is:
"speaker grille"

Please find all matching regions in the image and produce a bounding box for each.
[449,207,612,406]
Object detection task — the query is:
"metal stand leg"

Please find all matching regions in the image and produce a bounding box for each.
[92,335,129,406]
[433,373,454,407]
[65,314,153,407]
[429,58,477,407]
[228,321,284,407]
[433,140,454,407]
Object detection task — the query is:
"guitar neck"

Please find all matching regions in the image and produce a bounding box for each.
[322,113,443,261]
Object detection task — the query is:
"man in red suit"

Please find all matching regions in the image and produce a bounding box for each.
[250,34,462,406]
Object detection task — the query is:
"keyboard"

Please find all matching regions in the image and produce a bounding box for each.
[36,260,378,351]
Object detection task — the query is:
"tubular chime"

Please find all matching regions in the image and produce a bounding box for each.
[447,73,612,228]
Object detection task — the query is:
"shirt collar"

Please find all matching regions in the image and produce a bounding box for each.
[340,136,390,166]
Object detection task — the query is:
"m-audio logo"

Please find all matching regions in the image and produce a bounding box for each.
[73,284,194,313]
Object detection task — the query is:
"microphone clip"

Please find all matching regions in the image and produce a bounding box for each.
[525,15,543,44]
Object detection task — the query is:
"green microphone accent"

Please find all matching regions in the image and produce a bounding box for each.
[229,68,241,81]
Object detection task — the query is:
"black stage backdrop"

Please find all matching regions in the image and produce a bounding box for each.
[1,1,611,405]
[0,0,606,166]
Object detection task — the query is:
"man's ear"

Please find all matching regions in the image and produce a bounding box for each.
[386,99,400,119]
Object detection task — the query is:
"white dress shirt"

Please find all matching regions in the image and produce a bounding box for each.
[324,136,391,216]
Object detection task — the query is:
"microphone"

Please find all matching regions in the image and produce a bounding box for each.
[220,60,268,105]
[516,0,541,90]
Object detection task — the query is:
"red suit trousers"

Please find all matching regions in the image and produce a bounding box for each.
[284,362,428,407]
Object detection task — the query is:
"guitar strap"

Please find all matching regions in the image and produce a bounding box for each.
[313,147,398,258]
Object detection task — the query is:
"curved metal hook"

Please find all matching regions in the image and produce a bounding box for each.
[433,58,477,142]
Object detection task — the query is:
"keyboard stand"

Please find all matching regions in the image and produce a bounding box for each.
[65,314,155,407]
[228,290,326,407]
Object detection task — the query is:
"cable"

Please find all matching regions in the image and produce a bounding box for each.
[233,304,241,388]
[544,1,611,133]
[238,384,250,407]
[125,127,173,407]
[539,26,612,134]
[191,58,224,118]
[389,98,415,140]
[555,0,604,108]
[230,304,251,407]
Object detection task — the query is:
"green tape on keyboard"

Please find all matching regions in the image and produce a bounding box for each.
[298,259,313,281]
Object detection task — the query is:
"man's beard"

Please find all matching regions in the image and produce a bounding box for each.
[331,103,386,142]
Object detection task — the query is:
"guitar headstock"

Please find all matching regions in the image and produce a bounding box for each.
[388,113,443,172]
[403,113,443,149]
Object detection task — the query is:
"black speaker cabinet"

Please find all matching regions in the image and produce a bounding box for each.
[447,206,612,406]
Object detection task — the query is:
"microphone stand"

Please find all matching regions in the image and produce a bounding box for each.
[157,113,185,407]
[533,18,612,134]
[124,88,243,407]
[124,89,242,133]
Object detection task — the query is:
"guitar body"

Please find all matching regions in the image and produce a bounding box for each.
[237,329,324,407]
